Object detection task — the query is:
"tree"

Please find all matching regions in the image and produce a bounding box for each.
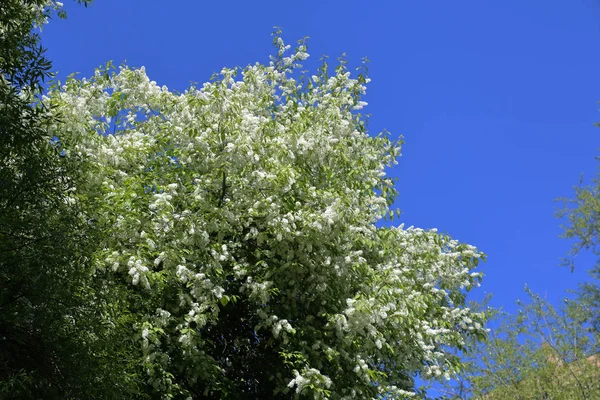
[0,1,141,398]
[46,33,487,399]
[433,290,600,400]
[557,166,600,333]
[431,147,600,399]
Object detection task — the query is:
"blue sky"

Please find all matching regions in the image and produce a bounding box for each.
[44,0,600,313]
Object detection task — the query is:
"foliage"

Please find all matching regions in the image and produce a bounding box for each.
[434,290,600,400]
[431,114,600,400]
[0,0,91,93]
[45,32,487,399]
[0,1,141,398]
[557,168,600,332]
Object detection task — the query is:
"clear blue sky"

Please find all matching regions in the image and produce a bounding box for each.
[43,0,600,313]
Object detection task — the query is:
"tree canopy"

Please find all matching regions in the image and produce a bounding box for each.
[40,33,487,398]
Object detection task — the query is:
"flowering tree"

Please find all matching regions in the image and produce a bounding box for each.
[47,33,486,399]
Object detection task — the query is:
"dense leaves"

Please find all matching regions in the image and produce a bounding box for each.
[0,1,139,398]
